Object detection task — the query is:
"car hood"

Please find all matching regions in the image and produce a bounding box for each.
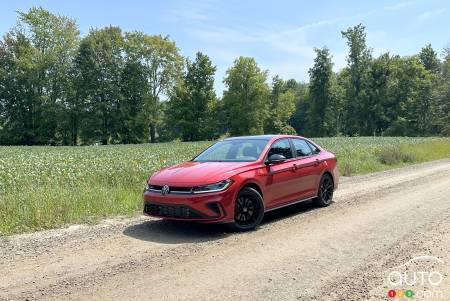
[149,161,256,186]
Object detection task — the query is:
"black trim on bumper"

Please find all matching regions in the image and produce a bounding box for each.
[144,202,205,219]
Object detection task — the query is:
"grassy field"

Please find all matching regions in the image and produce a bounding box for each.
[1,137,449,235]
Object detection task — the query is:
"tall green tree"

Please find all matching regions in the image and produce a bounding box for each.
[417,44,441,134]
[290,81,310,135]
[0,32,37,145]
[365,53,394,134]
[264,76,296,135]
[419,44,440,73]
[327,71,346,136]
[0,7,79,145]
[65,59,84,145]
[222,57,270,136]
[386,56,434,135]
[75,26,124,144]
[436,47,450,135]
[308,47,334,136]
[124,32,183,142]
[118,58,148,143]
[341,24,372,135]
[21,7,80,144]
[167,52,217,141]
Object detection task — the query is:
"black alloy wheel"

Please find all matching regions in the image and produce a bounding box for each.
[313,173,334,207]
[228,187,264,231]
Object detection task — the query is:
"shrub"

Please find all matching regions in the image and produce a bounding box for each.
[376,148,416,165]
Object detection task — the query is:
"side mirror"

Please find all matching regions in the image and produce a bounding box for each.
[267,154,286,164]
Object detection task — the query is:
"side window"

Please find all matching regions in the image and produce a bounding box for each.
[291,139,312,157]
[267,139,293,159]
[306,141,320,154]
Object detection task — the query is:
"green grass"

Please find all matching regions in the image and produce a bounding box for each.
[1,137,449,235]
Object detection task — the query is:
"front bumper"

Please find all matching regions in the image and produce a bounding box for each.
[143,187,236,223]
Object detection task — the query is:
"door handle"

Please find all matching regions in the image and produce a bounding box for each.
[292,164,298,171]
[314,159,320,166]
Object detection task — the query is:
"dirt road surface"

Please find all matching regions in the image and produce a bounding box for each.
[1,159,450,301]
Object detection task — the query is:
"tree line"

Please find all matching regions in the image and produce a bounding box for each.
[0,7,449,145]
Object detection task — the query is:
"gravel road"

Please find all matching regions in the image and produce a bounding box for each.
[1,159,450,301]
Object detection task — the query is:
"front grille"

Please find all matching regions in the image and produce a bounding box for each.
[148,185,192,194]
[144,202,204,219]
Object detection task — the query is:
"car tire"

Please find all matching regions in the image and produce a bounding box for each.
[227,187,264,232]
[313,173,334,207]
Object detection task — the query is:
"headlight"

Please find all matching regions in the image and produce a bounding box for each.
[192,179,233,194]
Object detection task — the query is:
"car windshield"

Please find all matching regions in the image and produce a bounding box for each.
[193,139,269,162]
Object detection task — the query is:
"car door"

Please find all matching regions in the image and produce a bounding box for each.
[263,138,299,208]
[290,138,322,199]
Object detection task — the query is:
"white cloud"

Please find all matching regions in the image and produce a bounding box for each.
[166,0,425,91]
[418,8,446,21]
[190,25,316,58]
[173,1,419,59]
[165,0,220,23]
[384,1,413,10]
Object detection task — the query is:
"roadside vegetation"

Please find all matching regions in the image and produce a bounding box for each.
[1,137,449,235]
[1,8,449,235]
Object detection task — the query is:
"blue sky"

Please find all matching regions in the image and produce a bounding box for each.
[1,0,449,94]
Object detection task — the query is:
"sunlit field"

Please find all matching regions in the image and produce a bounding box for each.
[1,137,449,235]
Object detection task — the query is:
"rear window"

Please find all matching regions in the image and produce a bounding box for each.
[306,141,320,154]
[291,139,312,157]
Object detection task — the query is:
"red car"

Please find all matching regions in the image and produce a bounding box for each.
[143,135,339,231]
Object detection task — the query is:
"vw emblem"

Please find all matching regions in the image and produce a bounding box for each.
[161,185,170,195]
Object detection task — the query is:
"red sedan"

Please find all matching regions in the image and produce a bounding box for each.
[143,135,339,231]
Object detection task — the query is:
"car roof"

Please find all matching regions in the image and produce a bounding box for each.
[223,134,303,141]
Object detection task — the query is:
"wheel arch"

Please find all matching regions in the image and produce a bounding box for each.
[322,170,334,184]
[316,170,335,196]
[239,181,264,199]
